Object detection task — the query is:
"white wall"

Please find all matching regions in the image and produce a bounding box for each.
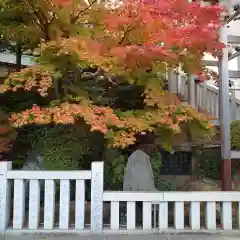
[0,52,35,66]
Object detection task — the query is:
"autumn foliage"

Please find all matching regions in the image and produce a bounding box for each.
[0,0,224,150]
[50,0,224,74]
[0,111,16,161]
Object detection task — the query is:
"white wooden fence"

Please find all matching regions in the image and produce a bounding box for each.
[1,161,240,235]
[169,71,240,122]
[0,161,103,234]
[103,191,240,232]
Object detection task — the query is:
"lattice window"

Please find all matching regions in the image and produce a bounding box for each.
[159,150,192,175]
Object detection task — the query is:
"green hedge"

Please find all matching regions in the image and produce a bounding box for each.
[199,120,240,180]
[231,120,240,150]
[199,149,221,180]
[22,125,91,170]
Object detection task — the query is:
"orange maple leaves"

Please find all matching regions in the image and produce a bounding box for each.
[9,102,213,148]
[10,103,124,134]
[0,111,16,160]
[1,67,53,97]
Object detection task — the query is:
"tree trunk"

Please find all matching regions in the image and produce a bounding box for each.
[15,43,22,72]
[53,78,60,100]
[43,25,51,41]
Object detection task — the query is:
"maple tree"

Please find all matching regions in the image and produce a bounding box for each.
[0,0,98,70]
[0,0,224,152]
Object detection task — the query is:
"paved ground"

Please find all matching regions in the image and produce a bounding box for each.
[2,234,240,240]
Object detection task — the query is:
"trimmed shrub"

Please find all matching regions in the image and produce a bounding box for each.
[199,148,221,180]
[231,120,240,150]
[23,125,91,170]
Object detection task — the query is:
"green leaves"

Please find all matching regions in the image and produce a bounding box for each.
[103,148,126,190]
[0,0,39,48]
[231,121,240,150]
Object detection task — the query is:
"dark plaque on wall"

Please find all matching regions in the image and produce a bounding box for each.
[159,150,192,175]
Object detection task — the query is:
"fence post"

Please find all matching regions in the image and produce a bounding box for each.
[176,65,182,97]
[195,82,199,110]
[203,81,208,111]
[168,70,174,93]
[188,75,195,108]
[0,161,12,235]
[91,161,104,232]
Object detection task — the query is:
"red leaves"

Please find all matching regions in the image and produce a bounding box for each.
[104,0,224,72]
[0,125,11,135]
[0,111,16,155]
[48,0,224,74]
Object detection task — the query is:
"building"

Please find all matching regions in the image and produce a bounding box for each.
[0,51,35,79]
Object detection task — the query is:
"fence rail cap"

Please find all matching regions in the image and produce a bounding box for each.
[103,191,164,202]
[7,170,91,180]
[103,191,240,202]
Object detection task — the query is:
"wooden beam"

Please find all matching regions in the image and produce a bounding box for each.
[201,61,240,78]
[203,52,240,66]
[202,60,218,67]
[228,35,240,44]
[229,51,240,61]
[226,10,240,24]
[231,151,240,159]
[229,70,240,78]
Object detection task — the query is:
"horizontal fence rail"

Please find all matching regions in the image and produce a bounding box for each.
[1,161,240,235]
[7,170,91,180]
[103,191,240,232]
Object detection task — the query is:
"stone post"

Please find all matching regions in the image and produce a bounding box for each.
[0,161,12,235]
[90,161,104,232]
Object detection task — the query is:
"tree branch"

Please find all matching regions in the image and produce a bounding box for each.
[27,0,47,27]
[33,20,44,31]
[26,0,53,40]
[118,24,134,45]
[48,13,57,25]
[70,0,98,24]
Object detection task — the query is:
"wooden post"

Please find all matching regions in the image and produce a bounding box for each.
[168,70,174,93]
[219,24,232,191]
[195,81,199,110]
[188,75,196,108]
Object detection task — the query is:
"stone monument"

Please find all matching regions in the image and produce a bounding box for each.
[122,147,158,226]
[123,149,157,191]
[21,149,45,171]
